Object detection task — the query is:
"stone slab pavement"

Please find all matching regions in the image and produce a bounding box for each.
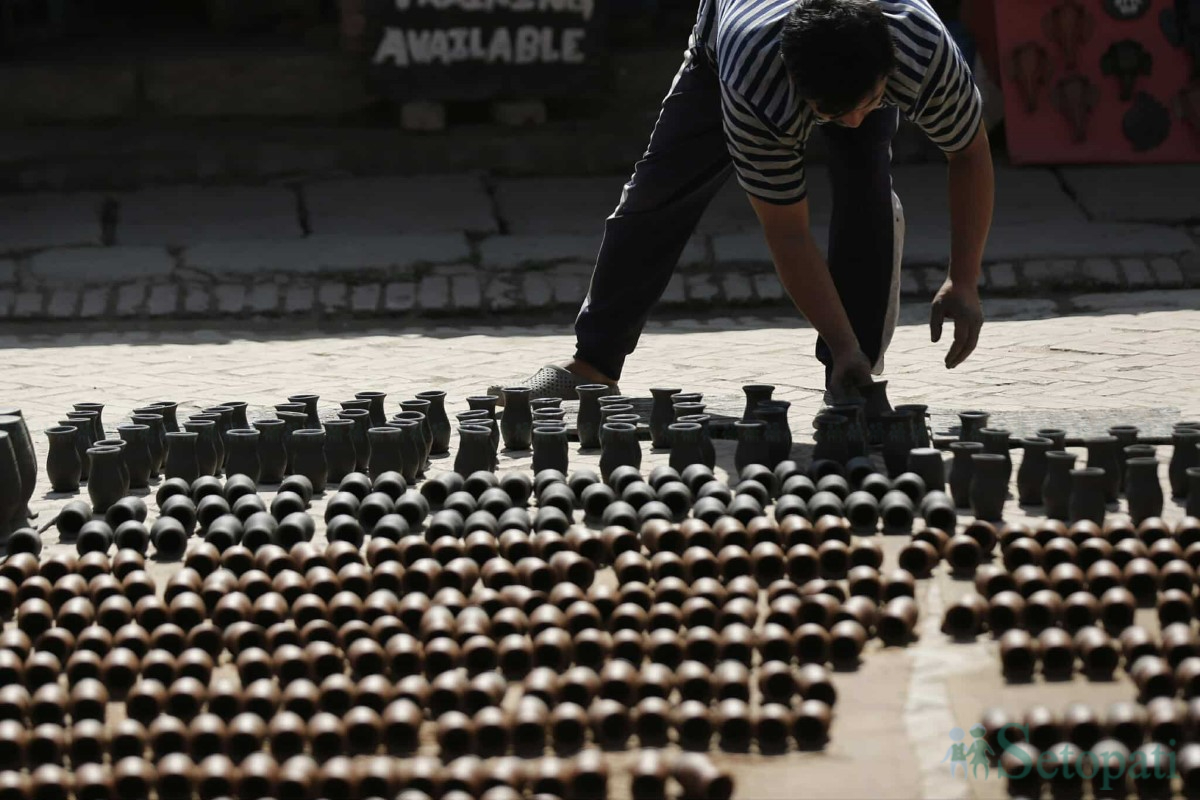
[2,294,1199,799]
[0,163,1198,321]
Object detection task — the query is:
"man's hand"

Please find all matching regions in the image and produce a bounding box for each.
[828,348,875,403]
[929,277,983,368]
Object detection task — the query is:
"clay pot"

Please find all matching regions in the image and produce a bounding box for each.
[969,453,1008,521]
[942,594,989,640]
[41,425,82,494]
[999,629,1039,681]
[1171,428,1200,498]
[1037,450,1075,521]
[1085,435,1123,502]
[674,754,733,800]
[948,441,984,508]
[1068,467,1107,525]
[1124,456,1164,524]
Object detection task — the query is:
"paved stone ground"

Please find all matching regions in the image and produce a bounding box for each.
[0,164,1198,321]
[3,293,1199,799]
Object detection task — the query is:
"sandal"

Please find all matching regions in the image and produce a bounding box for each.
[487,365,619,406]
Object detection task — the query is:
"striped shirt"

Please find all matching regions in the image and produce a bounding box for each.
[693,0,983,204]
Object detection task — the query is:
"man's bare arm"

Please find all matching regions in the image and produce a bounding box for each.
[747,194,873,395]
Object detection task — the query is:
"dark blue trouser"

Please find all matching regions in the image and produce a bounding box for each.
[574,44,902,384]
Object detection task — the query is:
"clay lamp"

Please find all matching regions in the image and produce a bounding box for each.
[25,650,64,694]
[68,678,109,722]
[497,634,533,680]
[1061,592,1099,634]
[1112,538,1149,570]
[0,685,29,724]
[829,620,867,669]
[897,540,938,578]
[73,762,114,800]
[631,748,672,797]
[999,629,1039,682]
[1099,587,1137,633]
[1023,589,1063,634]
[1163,622,1200,667]
[1145,696,1186,747]
[1159,589,1194,628]
[611,628,644,664]
[241,679,281,721]
[798,593,839,628]
[113,756,156,798]
[941,594,989,640]
[1176,658,1200,699]
[630,696,669,748]
[1160,560,1196,594]
[1122,558,1161,606]
[1104,701,1147,752]
[1085,559,1123,597]
[1131,655,1176,702]
[877,596,918,646]
[273,679,316,721]
[753,703,792,755]
[1038,628,1076,680]
[880,569,915,602]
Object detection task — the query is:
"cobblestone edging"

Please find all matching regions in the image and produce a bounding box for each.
[0,249,1197,321]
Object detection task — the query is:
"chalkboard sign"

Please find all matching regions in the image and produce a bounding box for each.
[363,0,609,101]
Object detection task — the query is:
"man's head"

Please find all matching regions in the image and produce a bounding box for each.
[780,0,896,127]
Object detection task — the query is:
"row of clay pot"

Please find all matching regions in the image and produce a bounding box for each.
[4,563,907,679]
[995,625,1200,693]
[0,750,641,800]
[980,700,1200,757]
[0,669,813,764]
[45,391,454,498]
[987,736,1198,798]
[949,420,1200,524]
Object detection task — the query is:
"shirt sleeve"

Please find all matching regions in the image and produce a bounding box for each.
[719,83,807,205]
[906,20,983,153]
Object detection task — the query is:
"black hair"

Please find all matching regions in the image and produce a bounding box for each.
[780,0,897,118]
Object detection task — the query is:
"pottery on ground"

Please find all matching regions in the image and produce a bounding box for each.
[86,446,126,514]
[969,453,1008,522]
[1170,428,1200,498]
[649,388,682,450]
[958,411,989,443]
[677,414,715,470]
[1125,457,1163,524]
[824,401,868,459]
[500,387,534,451]
[0,414,35,516]
[454,425,494,477]
[575,385,611,451]
[893,404,931,448]
[290,430,329,490]
[336,410,372,473]
[163,432,201,483]
[116,424,153,489]
[252,420,287,484]
[1016,437,1054,506]
[130,411,167,475]
[182,420,220,478]
[906,448,945,494]
[415,391,452,455]
[44,426,82,493]
[1042,451,1078,521]
[532,426,570,475]
[0,432,23,532]
[1068,467,1107,525]
[355,391,387,428]
[225,429,262,483]
[812,414,850,465]
[948,441,984,509]
[322,420,357,483]
[288,394,321,428]
[600,422,641,480]
[754,401,792,468]
[1086,435,1122,502]
[734,421,770,474]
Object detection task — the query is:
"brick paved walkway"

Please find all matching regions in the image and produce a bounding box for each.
[3,293,1199,799]
[1,165,1199,321]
